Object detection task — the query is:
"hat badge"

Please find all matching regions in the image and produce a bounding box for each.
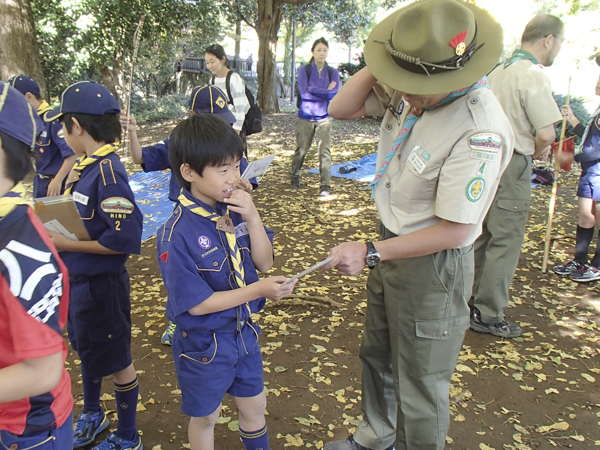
[450,31,468,56]
[216,96,226,109]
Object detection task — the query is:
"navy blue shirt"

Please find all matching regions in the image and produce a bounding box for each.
[575,109,600,164]
[37,111,74,176]
[157,189,274,330]
[142,137,257,202]
[61,153,142,276]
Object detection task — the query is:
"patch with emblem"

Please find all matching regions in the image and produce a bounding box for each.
[466,177,485,202]
[421,149,431,161]
[216,96,226,109]
[397,101,404,116]
[57,129,64,139]
[100,197,134,214]
[471,151,496,161]
[467,132,501,152]
[198,235,211,249]
[40,131,48,138]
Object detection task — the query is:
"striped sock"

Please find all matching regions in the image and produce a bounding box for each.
[114,378,139,441]
[239,424,269,450]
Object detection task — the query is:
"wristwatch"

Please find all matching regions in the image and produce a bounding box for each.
[365,242,381,269]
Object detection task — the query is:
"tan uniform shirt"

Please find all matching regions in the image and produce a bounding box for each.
[367,88,514,247]
[487,60,561,155]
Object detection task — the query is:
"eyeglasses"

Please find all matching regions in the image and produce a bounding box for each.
[550,35,565,43]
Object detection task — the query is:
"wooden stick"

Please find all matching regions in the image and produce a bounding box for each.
[124,17,145,157]
[541,76,571,272]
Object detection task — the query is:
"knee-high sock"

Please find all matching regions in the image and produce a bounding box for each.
[81,367,103,413]
[574,225,595,264]
[239,424,269,450]
[114,378,139,441]
[590,231,600,268]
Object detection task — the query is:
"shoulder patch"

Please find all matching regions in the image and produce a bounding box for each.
[466,177,485,202]
[57,128,65,139]
[101,197,134,214]
[468,132,502,153]
[100,159,117,186]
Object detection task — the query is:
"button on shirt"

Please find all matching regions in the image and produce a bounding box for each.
[373,88,514,247]
[61,153,142,276]
[157,189,275,331]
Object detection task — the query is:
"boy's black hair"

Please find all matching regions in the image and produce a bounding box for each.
[0,131,34,182]
[169,114,243,192]
[34,94,43,102]
[61,113,121,144]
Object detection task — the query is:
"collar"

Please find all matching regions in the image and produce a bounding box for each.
[504,49,539,68]
[180,189,227,216]
[37,100,52,116]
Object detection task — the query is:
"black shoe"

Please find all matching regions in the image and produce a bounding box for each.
[319,186,331,196]
[291,176,300,187]
[553,259,585,276]
[324,435,394,450]
[470,307,522,338]
[570,264,600,282]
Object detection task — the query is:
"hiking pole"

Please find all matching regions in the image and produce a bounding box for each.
[542,76,571,272]
[124,16,144,158]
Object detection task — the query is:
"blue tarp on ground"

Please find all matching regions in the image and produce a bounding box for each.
[305,153,377,182]
[129,171,174,241]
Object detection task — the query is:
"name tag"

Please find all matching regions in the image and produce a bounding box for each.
[73,192,89,205]
[408,151,426,174]
[235,222,249,239]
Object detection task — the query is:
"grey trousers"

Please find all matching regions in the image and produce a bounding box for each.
[471,152,532,323]
[291,117,332,188]
[354,227,473,450]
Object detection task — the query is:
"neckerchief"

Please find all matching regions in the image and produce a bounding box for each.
[369,77,491,196]
[0,183,32,219]
[575,104,600,157]
[64,142,119,194]
[504,49,539,68]
[37,100,52,116]
[178,193,246,289]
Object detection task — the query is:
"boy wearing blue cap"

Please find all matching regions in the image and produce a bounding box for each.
[8,74,77,198]
[0,81,73,449]
[45,81,143,450]
[122,84,256,346]
[157,113,296,450]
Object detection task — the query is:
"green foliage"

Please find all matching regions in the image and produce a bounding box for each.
[337,53,365,81]
[130,92,188,124]
[553,93,591,143]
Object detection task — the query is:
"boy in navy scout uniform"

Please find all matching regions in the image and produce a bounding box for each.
[45,81,143,450]
[0,81,73,450]
[324,0,513,449]
[122,84,257,346]
[8,74,77,198]
[157,113,297,450]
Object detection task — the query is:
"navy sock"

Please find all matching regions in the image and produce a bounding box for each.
[574,225,595,264]
[240,424,269,450]
[114,378,139,441]
[591,231,600,268]
[81,369,103,413]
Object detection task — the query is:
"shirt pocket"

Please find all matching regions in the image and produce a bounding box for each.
[393,160,442,206]
[195,246,228,289]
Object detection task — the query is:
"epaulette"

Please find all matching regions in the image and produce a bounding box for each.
[41,110,54,123]
[99,159,117,186]
[160,205,183,243]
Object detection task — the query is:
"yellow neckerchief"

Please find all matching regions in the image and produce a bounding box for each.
[0,183,32,219]
[178,192,246,289]
[37,100,52,116]
[64,142,119,194]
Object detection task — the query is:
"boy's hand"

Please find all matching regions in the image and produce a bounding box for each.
[235,178,253,194]
[46,231,73,250]
[46,178,62,197]
[224,189,259,222]
[120,114,137,132]
[256,276,297,300]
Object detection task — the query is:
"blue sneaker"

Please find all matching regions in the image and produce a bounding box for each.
[161,321,176,346]
[73,409,109,448]
[91,432,143,450]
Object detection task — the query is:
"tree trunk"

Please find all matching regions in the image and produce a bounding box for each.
[235,20,242,60]
[0,0,47,98]
[256,0,283,114]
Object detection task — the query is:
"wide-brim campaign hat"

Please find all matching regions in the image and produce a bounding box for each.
[8,74,41,96]
[0,81,43,148]
[46,80,120,121]
[364,0,504,95]
[189,85,236,125]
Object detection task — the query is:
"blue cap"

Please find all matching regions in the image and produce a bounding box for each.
[7,74,41,96]
[189,85,236,125]
[46,81,121,121]
[0,82,43,148]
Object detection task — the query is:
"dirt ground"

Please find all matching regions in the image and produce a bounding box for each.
[65,109,600,450]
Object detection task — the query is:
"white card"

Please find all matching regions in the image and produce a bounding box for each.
[283,257,334,285]
[241,154,276,180]
[43,219,79,241]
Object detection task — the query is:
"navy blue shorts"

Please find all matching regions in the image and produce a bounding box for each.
[577,161,600,201]
[67,268,133,378]
[0,412,73,449]
[173,322,264,417]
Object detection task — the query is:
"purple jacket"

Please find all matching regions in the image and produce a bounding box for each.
[297,60,340,121]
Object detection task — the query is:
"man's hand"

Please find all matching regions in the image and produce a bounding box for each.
[534,145,552,161]
[323,241,368,276]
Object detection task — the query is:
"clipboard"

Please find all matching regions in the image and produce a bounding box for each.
[241,154,276,180]
[283,257,333,284]
[34,194,91,241]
